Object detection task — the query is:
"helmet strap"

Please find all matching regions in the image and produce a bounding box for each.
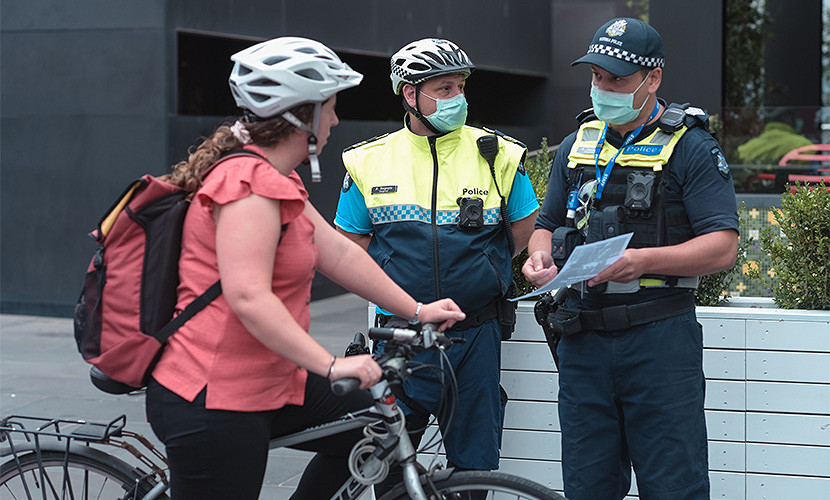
[241,109,260,123]
[403,84,443,135]
[282,103,323,183]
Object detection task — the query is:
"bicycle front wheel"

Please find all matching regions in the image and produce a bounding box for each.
[0,448,169,500]
[380,470,567,500]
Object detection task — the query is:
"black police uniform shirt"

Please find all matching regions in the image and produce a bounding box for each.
[535,112,739,308]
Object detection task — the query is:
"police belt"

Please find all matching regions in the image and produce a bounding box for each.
[551,291,695,336]
[377,299,499,331]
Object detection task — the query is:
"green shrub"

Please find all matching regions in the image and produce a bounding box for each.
[746,181,830,310]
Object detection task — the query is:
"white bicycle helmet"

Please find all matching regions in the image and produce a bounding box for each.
[229,36,363,118]
[228,37,362,182]
[390,38,475,95]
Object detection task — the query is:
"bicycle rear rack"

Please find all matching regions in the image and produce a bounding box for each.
[1,414,169,488]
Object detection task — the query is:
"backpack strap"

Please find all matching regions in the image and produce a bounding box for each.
[151,226,290,345]
[153,281,222,343]
[202,149,267,180]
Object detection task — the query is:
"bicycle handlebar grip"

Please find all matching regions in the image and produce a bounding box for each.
[330,377,361,396]
[368,327,397,340]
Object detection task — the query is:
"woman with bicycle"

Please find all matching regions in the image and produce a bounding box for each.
[145,37,465,500]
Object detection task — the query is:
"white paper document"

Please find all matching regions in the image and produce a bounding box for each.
[511,232,634,301]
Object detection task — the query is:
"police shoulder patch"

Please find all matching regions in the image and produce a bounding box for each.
[710,147,730,178]
[342,172,353,193]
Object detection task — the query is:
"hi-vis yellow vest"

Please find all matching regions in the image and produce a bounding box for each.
[342,124,525,311]
[567,119,698,293]
[567,119,685,172]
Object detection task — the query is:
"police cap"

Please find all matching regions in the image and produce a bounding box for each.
[572,18,664,76]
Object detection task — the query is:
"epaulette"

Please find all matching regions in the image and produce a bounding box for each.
[482,126,527,149]
[680,104,710,132]
[575,108,597,124]
[342,132,390,153]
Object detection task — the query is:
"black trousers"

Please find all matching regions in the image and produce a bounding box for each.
[146,374,374,500]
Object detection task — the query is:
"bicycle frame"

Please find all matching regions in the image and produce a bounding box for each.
[270,377,429,500]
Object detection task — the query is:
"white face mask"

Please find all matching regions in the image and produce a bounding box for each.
[590,70,652,125]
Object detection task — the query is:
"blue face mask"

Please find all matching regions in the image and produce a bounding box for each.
[419,91,468,133]
[590,71,651,125]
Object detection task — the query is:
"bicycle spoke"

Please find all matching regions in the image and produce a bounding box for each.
[1,452,164,500]
[2,481,21,500]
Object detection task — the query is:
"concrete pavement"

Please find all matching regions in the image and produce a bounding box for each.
[0,293,374,499]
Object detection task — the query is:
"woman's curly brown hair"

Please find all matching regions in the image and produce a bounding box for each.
[163,103,315,192]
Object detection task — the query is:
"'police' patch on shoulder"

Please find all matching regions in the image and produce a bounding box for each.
[342,173,353,193]
[371,185,398,195]
[711,147,730,178]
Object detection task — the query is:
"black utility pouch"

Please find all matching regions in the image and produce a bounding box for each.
[498,281,518,340]
[585,205,622,244]
[550,226,583,268]
[550,307,583,336]
[533,287,570,368]
[534,296,560,367]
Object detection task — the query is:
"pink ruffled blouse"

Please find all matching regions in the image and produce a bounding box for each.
[152,146,317,411]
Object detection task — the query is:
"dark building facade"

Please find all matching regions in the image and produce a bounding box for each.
[2,0,821,316]
[1,0,552,315]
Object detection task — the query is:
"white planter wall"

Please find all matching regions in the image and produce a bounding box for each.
[696,300,830,500]
[380,299,830,499]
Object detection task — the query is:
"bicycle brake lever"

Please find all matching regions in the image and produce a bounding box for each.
[435,335,454,350]
[345,332,370,356]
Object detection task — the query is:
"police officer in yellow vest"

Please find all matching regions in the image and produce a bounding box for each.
[522,18,738,500]
[335,38,539,493]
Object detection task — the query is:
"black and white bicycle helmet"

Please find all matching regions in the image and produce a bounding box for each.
[229,37,363,182]
[390,38,475,95]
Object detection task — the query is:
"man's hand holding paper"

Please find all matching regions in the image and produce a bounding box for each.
[513,233,633,300]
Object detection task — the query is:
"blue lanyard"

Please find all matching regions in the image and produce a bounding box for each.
[593,102,660,201]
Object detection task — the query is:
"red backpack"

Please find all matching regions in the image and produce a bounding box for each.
[73,150,264,393]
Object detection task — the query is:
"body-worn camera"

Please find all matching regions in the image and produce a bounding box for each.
[457,197,484,231]
[624,172,655,211]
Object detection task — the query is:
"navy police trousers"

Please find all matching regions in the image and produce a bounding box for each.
[557,310,710,500]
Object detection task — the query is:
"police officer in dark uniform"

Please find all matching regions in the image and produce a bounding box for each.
[522,18,738,500]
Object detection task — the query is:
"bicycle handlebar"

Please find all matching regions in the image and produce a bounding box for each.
[329,323,452,396]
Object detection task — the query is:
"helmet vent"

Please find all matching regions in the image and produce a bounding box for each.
[296,68,324,81]
[263,56,289,66]
[407,62,431,72]
[421,51,443,65]
[248,78,280,88]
